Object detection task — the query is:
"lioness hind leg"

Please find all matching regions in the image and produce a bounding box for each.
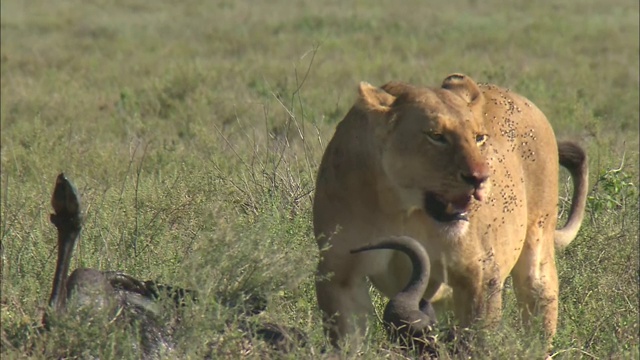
[511,230,559,343]
[315,275,373,349]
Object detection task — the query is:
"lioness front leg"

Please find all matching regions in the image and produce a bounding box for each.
[450,266,503,329]
[316,261,374,349]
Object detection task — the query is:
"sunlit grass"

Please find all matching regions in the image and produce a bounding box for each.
[1,0,638,358]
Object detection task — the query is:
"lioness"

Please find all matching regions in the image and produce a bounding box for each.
[313,74,588,348]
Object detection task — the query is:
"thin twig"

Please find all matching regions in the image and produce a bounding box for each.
[549,347,597,359]
[133,140,150,257]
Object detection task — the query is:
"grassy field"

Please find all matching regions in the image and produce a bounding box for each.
[1,0,638,358]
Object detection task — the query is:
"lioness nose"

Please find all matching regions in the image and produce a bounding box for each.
[460,170,489,188]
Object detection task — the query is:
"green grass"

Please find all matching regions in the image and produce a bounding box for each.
[1,0,638,358]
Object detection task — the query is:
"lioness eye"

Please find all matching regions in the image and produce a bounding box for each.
[424,131,447,145]
[476,134,488,146]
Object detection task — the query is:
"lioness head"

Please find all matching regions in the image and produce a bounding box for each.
[357,74,491,227]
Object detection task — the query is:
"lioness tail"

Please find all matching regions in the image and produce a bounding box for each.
[555,141,589,250]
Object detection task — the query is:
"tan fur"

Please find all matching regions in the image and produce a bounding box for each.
[313,74,588,348]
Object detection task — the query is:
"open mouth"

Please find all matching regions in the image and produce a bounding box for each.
[423,192,472,223]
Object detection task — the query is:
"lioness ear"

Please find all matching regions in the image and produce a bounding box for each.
[441,73,483,106]
[357,82,396,113]
[380,81,417,97]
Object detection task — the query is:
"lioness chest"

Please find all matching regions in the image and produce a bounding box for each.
[370,174,529,300]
